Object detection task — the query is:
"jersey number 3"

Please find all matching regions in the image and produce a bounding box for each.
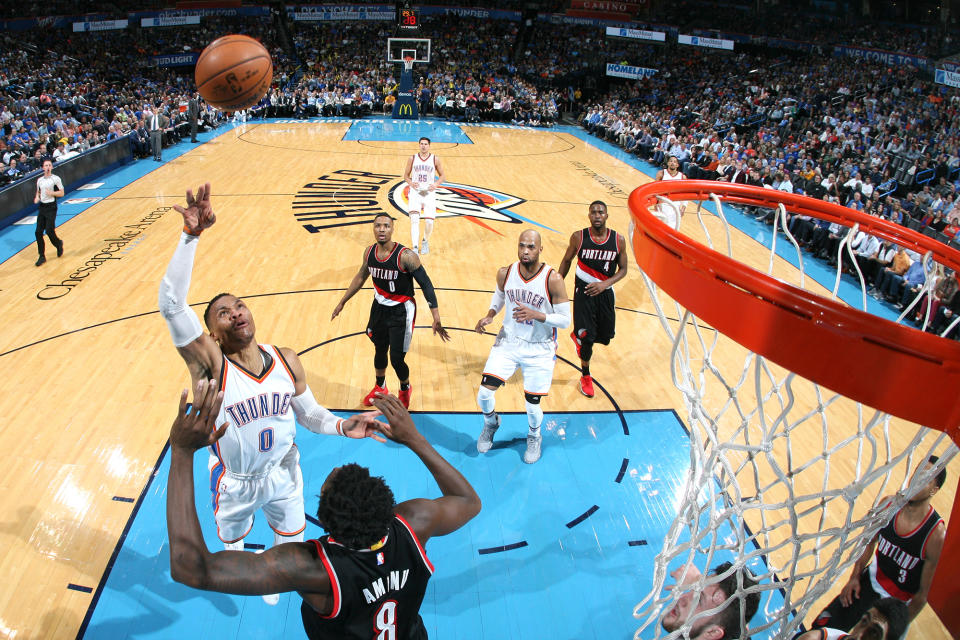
[375,600,397,640]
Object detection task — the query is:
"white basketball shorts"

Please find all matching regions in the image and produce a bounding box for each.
[209,444,306,543]
[481,335,557,395]
[407,186,437,219]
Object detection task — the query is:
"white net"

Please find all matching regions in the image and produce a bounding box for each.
[630,191,958,640]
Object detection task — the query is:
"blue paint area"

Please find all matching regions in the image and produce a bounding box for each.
[343,119,474,143]
[81,410,784,640]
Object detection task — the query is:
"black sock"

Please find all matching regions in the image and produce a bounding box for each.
[582,364,590,376]
[400,381,410,391]
[376,376,386,387]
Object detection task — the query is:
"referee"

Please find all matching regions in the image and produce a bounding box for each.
[557,200,629,397]
[33,159,64,266]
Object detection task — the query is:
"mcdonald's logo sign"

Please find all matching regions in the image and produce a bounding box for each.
[398,103,413,116]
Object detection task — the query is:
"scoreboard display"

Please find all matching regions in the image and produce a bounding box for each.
[396,2,420,31]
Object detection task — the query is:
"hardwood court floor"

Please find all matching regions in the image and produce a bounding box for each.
[0,120,955,639]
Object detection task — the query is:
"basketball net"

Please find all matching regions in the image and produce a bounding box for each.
[627,181,960,640]
[403,56,414,73]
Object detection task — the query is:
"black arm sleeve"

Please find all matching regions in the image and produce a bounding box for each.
[411,266,438,309]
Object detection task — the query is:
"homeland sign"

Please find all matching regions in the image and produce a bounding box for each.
[605,63,658,79]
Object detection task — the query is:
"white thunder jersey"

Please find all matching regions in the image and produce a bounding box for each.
[410,152,436,188]
[212,344,296,478]
[502,262,557,343]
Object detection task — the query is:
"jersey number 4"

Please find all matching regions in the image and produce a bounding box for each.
[375,600,398,640]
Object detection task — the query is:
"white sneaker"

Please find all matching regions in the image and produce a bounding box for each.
[477,414,500,453]
[224,540,244,551]
[523,431,542,464]
[421,239,429,255]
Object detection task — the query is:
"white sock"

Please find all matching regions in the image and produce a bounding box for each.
[224,539,244,551]
[409,212,421,249]
[526,401,543,434]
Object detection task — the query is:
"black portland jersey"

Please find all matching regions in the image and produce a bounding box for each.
[869,504,942,600]
[303,515,434,640]
[575,228,621,283]
[367,243,415,306]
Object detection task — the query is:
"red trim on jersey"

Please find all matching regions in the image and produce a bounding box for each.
[397,246,411,273]
[586,228,611,246]
[395,514,435,574]
[518,262,545,283]
[373,242,400,263]
[312,539,342,618]
[577,261,609,281]
[575,229,585,254]
[875,566,913,601]
[373,281,413,303]
[920,517,945,558]
[894,505,935,538]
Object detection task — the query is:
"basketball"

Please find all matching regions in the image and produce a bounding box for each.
[195,34,272,111]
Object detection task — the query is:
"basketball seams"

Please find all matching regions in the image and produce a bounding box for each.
[195,56,271,90]
[196,34,272,110]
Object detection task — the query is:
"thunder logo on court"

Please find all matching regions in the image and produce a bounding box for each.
[387,181,527,231]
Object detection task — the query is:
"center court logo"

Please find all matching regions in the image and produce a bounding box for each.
[387,181,526,227]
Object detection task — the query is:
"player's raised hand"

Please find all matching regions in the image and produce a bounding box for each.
[173,182,216,234]
[370,393,422,446]
[170,379,227,452]
[341,410,388,443]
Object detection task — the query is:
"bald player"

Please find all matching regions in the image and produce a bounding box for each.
[474,230,570,464]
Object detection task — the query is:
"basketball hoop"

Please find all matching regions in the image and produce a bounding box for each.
[627,181,960,639]
[402,55,414,73]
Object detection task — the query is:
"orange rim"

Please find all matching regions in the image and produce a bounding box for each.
[628,180,960,437]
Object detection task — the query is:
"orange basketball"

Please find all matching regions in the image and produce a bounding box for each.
[195,34,272,111]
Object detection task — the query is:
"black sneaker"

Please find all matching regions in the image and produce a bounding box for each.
[56,242,63,257]
[35,256,46,266]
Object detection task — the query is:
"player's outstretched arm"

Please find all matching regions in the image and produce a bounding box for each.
[372,394,481,544]
[402,249,450,342]
[475,266,509,333]
[908,520,945,621]
[167,380,331,596]
[331,250,371,320]
[557,230,581,279]
[159,183,221,381]
[279,347,385,441]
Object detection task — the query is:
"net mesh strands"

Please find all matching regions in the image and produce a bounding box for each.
[627,181,959,640]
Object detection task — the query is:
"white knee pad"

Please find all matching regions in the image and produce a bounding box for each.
[477,386,496,414]
[525,401,543,432]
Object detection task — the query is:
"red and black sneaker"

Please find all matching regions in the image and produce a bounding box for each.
[362,384,389,407]
[579,375,595,398]
[398,385,412,408]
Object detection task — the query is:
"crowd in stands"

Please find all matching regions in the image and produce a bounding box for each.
[578,41,960,336]
[3,6,960,336]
